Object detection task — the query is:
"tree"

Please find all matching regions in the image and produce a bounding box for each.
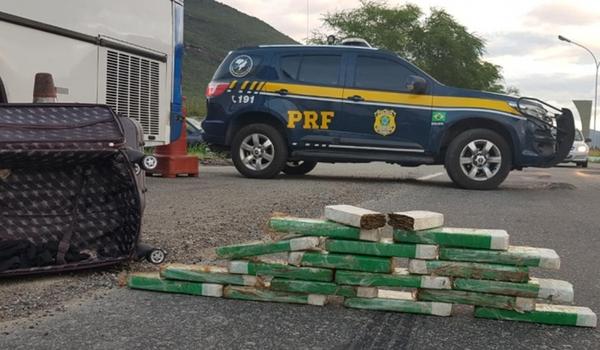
[313,1,510,93]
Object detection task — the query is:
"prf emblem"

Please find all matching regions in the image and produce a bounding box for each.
[374,109,397,136]
[287,110,334,129]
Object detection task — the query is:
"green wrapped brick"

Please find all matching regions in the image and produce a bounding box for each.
[228,260,333,282]
[216,237,320,259]
[474,304,597,327]
[127,273,222,297]
[417,289,534,311]
[325,239,437,259]
[248,252,290,265]
[291,252,392,273]
[269,278,377,298]
[345,297,452,316]
[453,278,573,302]
[394,227,509,250]
[269,217,379,241]
[160,264,262,287]
[409,259,529,282]
[335,268,451,289]
[224,286,326,306]
[439,246,560,269]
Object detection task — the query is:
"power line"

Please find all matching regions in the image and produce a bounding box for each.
[306,0,309,44]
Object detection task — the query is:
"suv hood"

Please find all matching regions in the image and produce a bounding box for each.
[437,85,518,104]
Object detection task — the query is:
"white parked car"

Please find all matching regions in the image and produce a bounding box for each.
[564,130,590,167]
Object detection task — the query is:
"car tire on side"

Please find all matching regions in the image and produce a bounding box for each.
[282,160,317,175]
[581,161,588,168]
[445,128,512,190]
[231,123,288,179]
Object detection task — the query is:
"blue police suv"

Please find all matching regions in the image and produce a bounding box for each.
[202,44,574,190]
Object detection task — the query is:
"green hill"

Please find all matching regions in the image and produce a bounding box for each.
[183,0,297,115]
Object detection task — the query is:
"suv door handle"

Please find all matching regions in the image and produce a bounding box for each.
[276,89,288,96]
[347,95,364,102]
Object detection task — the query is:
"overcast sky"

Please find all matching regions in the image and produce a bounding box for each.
[220,0,600,128]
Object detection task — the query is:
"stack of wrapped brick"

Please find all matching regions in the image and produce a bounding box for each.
[128,205,597,328]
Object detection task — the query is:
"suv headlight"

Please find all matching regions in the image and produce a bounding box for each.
[577,145,588,153]
[509,101,550,121]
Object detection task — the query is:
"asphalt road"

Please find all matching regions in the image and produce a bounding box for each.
[1,163,600,349]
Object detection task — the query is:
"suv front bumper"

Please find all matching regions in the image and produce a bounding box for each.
[517,99,575,168]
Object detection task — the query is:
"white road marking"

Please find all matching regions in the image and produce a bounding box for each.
[417,172,445,181]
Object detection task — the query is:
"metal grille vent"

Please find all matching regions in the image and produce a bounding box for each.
[106,50,160,136]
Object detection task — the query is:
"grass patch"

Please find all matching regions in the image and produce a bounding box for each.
[187,143,227,159]
[589,148,600,157]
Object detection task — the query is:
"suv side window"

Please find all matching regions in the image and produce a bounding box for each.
[280,55,302,81]
[280,54,342,86]
[212,53,264,80]
[354,56,416,92]
[298,55,341,86]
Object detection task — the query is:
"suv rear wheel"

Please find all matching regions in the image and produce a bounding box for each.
[231,123,287,178]
[445,129,512,190]
[283,160,317,175]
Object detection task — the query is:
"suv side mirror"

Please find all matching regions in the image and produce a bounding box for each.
[585,138,592,143]
[407,75,427,94]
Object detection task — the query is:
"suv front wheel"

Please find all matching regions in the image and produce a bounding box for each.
[445,129,512,190]
[231,123,288,178]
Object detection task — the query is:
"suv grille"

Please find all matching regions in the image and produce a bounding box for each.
[106,50,160,136]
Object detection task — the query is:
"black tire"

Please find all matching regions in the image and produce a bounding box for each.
[445,129,512,190]
[231,123,288,179]
[282,160,318,175]
[582,161,588,168]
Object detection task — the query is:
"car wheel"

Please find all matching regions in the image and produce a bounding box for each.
[445,129,512,190]
[282,160,317,175]
[582,161,588,168]
[231,123,287,178]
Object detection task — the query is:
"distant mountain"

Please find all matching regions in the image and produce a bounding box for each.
[183,0,297,115]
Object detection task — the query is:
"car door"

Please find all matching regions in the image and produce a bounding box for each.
[340,54,433,152]
[269,52,345,148]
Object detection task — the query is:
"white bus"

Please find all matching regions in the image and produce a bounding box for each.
[0,0,185,146]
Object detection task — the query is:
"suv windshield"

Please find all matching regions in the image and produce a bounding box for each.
[574,130,584,141]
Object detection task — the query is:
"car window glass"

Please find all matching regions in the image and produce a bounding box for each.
[213,53,263,80]
[297,55,341,86]
[574,130,584,141]
[354,56,415,92]
[280,55,302,80]
[188,118,203,130]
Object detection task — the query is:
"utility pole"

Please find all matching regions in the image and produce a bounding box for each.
[559,35,599,146]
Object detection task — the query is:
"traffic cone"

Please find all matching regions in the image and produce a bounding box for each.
[148,98,199,178]
[32,73,57,103]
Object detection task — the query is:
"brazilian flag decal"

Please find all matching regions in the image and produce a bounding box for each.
[432,111,447,123]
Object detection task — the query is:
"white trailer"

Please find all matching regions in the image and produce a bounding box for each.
[0,0,185,146]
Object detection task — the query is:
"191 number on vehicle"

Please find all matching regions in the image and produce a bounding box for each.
[232,95,255,104]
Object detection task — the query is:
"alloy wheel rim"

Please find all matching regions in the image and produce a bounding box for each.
[459,139,502,181]
[239,133,275,171]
